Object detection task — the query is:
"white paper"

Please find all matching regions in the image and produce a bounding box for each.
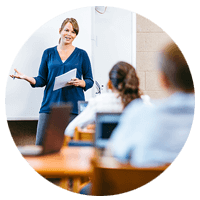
[53,68,77,91]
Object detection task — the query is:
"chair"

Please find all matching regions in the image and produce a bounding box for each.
[74,126,95,141]
[91,153,170,196]
[62,125,95,191]
[63,124,95,146]
[63,135,71,146]
[63,123,95,146]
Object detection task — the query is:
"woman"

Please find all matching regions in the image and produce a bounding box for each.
[65,61,150,137]
[10,18,94,145]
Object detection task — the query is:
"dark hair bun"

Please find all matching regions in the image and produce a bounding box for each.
[109,62,142,108]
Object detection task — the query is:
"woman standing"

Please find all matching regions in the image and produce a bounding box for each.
[10,18,94,145]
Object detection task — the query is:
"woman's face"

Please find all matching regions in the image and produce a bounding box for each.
[59,22,77,45]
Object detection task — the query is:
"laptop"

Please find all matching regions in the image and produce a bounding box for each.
[18,104,71,156]
[95,112,121,150]
[78,101,88,114]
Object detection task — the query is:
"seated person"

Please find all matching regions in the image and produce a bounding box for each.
[107,41,195,167]
[79,41,194,196]
[65,61,151,137]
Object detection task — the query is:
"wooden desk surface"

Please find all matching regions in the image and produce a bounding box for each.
[24,146,95,178]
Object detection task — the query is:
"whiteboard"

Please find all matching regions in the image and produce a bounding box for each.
[6,7,93,120]
[93,7,136,91]
[5,7,136,120]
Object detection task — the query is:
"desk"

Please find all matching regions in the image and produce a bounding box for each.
[24,147,95,193]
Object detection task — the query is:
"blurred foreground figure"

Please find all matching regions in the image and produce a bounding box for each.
[107,42,195,167]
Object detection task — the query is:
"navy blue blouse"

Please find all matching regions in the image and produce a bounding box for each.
[31,46,94,114]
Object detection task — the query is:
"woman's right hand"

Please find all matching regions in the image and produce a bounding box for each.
[10,69,36,85]
[10,68,26,80]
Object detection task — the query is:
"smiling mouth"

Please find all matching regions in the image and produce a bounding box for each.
[65,37,71,40]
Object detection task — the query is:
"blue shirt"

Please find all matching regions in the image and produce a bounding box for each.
[31,46,94,114]
[107,92,195,167]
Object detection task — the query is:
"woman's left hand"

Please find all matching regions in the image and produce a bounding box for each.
[68,78,86,88]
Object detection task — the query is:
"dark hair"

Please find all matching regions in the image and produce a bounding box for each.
[109,61,142,108]
[59,18,79,43]
[160,42,194,93]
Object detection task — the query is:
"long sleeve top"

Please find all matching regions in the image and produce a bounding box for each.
[65,92,151,137]
[31,46,94,114]
[107,92,195,167]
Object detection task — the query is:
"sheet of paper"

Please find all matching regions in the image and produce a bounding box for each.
[53,68,77,91]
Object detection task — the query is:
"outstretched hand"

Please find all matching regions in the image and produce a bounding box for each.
[10,68,26,79]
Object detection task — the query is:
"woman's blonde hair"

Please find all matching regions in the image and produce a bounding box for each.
[59,18,79,43]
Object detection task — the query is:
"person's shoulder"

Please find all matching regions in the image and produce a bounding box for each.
[43,46,56,54]
[90,93,121,108]
[76,47,88,56]
[126,97,143,109]
[123,97,153,116]
[75,47,85,53]
[91,93,109,103]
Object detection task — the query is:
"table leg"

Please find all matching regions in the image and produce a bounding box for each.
[73,177,81,193]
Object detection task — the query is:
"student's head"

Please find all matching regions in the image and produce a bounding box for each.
[59,18,79,44]
[159,42,194,93]
[108,61,142,108]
